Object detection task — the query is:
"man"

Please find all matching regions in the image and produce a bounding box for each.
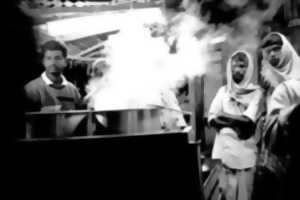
[208,50,263,200]
[84,58,110,108]
[159,87,188,131]
[84,58,111,134]
[260,32,300,200]
[24,40,82,111]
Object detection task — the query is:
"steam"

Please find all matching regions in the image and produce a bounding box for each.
[86,0,284,110]
[223,0,284,53]
[93,22,170,109]
[87,8,212,110]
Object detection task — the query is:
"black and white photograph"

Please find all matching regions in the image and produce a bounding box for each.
[5,0,300,199]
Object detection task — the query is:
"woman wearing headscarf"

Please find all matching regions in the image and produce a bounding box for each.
[208,50,263,200]
[260,32,300,199]
[261,32,300,117]
[261,32,300,155]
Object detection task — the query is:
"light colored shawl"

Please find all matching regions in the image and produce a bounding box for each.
[261,32,300,88]
[226,50,260,105]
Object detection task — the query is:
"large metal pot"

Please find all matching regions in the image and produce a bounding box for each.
[25,107,186,138]
[95,107,163,134]
[25,110,87,138]
[25,108,167,138]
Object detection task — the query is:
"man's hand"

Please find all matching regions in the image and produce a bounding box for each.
[209,112,236,131]
[211,112,255,139]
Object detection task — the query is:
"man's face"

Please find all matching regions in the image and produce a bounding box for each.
[148,23,167,37]
[231,55,248,84]
[264,45,283,68]
[43,50,67,76]
[90,61,109,78]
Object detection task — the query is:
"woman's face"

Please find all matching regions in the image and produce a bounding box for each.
[264,45,283,69]
[231,53,249,84]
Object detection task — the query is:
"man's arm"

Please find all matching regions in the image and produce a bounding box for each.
[211,111,256,139]
[208,111,237,130]
[215,111,253,126]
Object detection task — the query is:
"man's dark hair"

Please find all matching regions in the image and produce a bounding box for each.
[261,33,283,49]
[41,40,68,58]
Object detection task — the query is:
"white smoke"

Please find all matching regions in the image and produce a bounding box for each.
[86,0,284,110]
[87,7,212,110]
[225,0,284,52]
[94,21,170,109]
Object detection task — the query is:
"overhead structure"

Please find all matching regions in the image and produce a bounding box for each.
[21,0,163,61]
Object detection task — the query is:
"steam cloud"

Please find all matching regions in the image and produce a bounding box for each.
[86,0,284,110]
[87,7,212,110]
[220,0,284,52]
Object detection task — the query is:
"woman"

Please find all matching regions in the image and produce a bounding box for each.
[261,32,300,117]
[260,32,300,200]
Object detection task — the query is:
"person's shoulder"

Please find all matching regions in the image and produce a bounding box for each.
[273,79,300,99]
[24,77,44,91]
[65,81,81,100]
[270,81,293,100]
[66,81,79,91]
[65,81,80,96]
[273,80,295,94]
[217,85,227,94]
[282,79,300,88]
[211,85,227,100]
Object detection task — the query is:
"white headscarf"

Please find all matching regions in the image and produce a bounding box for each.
[261,32,300,87]
[89,58,109,78]
[226,50,259,105]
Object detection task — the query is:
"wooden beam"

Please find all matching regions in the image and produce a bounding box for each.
[76,42,105,57]
[20,2,160,25]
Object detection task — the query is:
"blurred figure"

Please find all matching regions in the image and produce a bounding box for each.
[146,22,167,38]
[87,58,110,79]
[259,32,300,199]
[85,58,110,109]
[84,58,111,133]
[261,32,300,157]
[261,32,300,118]
[208,50,264,200]
[159,87,188,131]
[24,40,82,112]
